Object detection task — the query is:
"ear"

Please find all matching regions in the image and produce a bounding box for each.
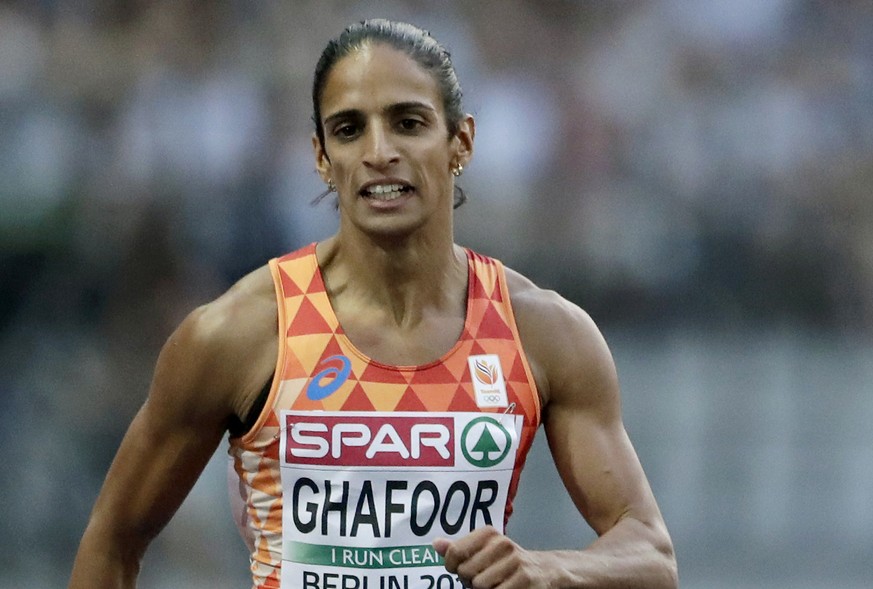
[451,114,475,170]
[312,133,332,182]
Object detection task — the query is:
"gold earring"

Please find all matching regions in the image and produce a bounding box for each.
[452,164,463,177]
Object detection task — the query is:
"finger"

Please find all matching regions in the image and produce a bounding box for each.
[439,526,500,572]
[465,550,521,589]
[498,565,549,589]
[455,534,516,587]
[432,537,452,557]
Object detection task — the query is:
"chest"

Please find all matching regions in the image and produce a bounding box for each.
[337,311,466,367]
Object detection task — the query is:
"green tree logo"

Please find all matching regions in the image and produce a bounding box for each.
[461,417,512,468]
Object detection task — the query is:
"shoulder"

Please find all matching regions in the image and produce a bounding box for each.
[150,263,277,422]
[181,263,276,351]
[503,265,619,414]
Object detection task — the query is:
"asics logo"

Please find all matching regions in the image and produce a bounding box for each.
[306,355,351,400]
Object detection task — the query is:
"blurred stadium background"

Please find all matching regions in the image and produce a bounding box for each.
[1,1,871,587]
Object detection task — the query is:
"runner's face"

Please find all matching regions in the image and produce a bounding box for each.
[313,44,471,237]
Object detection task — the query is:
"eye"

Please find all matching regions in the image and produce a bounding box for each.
[333,123,359,139]
[398,118,424,132]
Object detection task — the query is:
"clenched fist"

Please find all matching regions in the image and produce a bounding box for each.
[433,526,559,589]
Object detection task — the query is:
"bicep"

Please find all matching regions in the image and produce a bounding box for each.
[544,401,657,536]
[533,299,661,536]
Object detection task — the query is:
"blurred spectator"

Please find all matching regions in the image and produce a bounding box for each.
[1,1,872,587]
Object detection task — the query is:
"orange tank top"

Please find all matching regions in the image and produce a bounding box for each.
[228,243,541,589]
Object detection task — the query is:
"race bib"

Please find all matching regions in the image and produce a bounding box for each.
[279,411,522,589]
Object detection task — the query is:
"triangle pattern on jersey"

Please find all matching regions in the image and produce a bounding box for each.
[506,382,535,425]
[468,270,490,301]
[278,267,304,297]
[290,389,326,411]
[467,340,488,358]
[474,302,514,341]
[489,277,504,302]
[359,363,409,385]
[293,334,335,374]
[263,411,281,430]
[340,383,376,411]
[447,384,480,412]
[409,362,457,385]
[264,499,283,526]
[407,384,453,412]
[249,470,270,504]
[262,442,280,462]
[276,377,308,409]
[305,268,327,294]
[506,352,529,383]
[360,381,407,411]
[251,465,275,494]
[444,343,474,381]
[393,386,428,412]
[288,297,334,336]
[281,349,308,380]
[312,338,358,381]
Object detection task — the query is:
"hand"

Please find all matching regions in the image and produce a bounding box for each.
[433,526,554,589]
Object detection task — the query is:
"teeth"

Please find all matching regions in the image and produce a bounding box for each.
[370,184,403,194]
[364,183,408,201]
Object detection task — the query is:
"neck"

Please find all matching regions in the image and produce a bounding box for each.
[317,229,467,328]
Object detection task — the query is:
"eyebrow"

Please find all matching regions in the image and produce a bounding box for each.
[322,101,438,128]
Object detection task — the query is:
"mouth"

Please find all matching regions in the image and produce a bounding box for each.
[359,182,414,202]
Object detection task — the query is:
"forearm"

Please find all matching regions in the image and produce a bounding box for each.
[68,522,144,589]
[543,517,677,589]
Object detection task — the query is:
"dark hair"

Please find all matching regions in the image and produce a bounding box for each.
[311,19,468,208]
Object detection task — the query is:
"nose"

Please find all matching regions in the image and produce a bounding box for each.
[362,123,399,169]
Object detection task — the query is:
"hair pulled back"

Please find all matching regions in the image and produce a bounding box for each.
[312,19,468,208]
[313,19,464,146]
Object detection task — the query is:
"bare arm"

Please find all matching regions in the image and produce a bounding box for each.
[435,276,677,588]
[68,268,276,588]
[535,293,676,587]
